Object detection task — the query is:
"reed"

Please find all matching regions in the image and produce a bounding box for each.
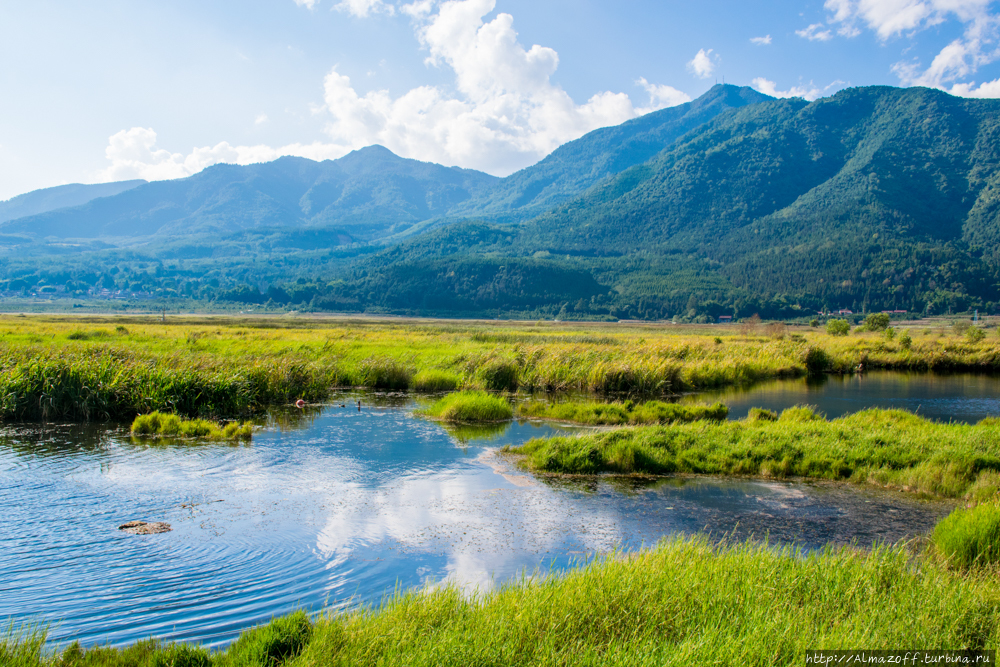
[507,407,1000,500]
[934,502,1000,569]
[1,315,999,421]
[7,535,1000,665]
[418,391,513,422]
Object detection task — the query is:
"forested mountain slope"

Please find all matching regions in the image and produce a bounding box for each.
[0,180,145,224]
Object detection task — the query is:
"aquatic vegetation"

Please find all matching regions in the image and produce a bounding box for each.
[7,535,1000,665]
[934,502,1000,569]
[507,408,1000,499]
[419,391,512,422]
[411,369,460,392]
[131,411,252,441]
[517,400,727,425]
[0,315,999,421]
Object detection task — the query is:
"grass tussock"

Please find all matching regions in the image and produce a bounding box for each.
[411,369,460,392]
[934,502,1000,569]
[517,399,728,425]
[507,407,1000,499]
[419,391,513,422]
[7,536,1000,665]
[131,411,252,441]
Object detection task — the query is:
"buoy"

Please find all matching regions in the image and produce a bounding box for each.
[295,399,306,408]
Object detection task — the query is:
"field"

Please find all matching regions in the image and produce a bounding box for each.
[0,314,997,421]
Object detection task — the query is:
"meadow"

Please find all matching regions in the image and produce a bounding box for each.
[0,314,997,421]
[5,531,1000,666]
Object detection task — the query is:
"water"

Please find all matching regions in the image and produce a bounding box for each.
[0,387,958,649]
[683,371,1000,423]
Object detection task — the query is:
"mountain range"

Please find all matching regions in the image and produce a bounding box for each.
[1,84,998,320]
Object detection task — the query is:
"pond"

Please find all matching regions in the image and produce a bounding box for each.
[682,371,1000,423]
[0,388,958,649]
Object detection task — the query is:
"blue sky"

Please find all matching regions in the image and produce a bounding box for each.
[2,0,999,199]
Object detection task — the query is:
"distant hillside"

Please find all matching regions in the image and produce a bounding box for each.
[0,147,497,242]
[449,84,772,221]
[0,180,145,224]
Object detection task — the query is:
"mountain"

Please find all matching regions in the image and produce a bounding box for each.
[448,84,773,221]
[0,147,497,242]
[0,180,145,224]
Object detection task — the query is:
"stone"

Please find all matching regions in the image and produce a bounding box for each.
[118,520,172,535]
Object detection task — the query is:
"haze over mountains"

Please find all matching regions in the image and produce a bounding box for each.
[2,84,999,320]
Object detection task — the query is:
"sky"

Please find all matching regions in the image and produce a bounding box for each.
[2,0,1000,200]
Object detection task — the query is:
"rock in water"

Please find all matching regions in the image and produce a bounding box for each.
[118,520,171,535]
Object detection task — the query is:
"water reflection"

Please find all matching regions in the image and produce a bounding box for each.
[0,394,955,650]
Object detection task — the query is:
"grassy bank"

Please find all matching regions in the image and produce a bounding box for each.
[5,534,999,666]
[507,408,1000,501]
[517,399,727,425]
[0,315,998,420]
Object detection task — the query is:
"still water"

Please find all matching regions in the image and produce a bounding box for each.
[0,382,963,649]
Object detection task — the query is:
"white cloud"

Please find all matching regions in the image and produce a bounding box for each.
[750,35,772,45]
[687,48,717,78]
[254,114,269,126]
[335,0,395,18]
[796,23,834,41]
[293,0,319,8]
[948,76,1000,96]
[636,77,692,111]
[822,0,1000,91]
[751,77,823,100]
[101,0,688,181]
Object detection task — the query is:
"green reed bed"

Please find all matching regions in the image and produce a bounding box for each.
[6,535,1000,666]
[2,316,1000,422]
[418,390,513,422]
[517,399,728,426]
[507,407,1000,500]
[131,411,253,441]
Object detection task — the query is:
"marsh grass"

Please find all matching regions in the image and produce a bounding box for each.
[508,407,1000,499]
[517,400,728,425]
[418,391,513,422]
[7,536,1000,666]
[1,315,1000,421]
[934,502,1000,569]
[131,411,253,441]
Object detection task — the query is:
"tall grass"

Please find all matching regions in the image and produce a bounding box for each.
[517,400,728,425]
[418,391,513,422]
[7,536,1000,665]
[1,315,999,421]
[934,502,1000,569]
[507,407,1000,499]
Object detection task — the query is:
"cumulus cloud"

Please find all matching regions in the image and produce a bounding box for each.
[687,49,717,78]
[335,0,395,17]
[751,77,823,101]
[293,0,319,8]
[636,77,692,111]
[822,0,1000,93]
[101,0,689,181]
[949,77,1000,96]
[796,23,834,41]
[750,35,772,45]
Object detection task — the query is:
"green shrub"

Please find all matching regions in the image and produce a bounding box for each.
[219,611,312,667]
[883,327,896,341]
[863,313,891,331]
[779,405,821,422]
[953,321,972,336]
[419,391,513,422]
[934,503,1000,569]
[746,407,778,422]
[967,327,986,343]
[804,347,830,374]
[412,369,460,392]
[899,330,912,350]
[826,319,850,336]
[809,318,820,327]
